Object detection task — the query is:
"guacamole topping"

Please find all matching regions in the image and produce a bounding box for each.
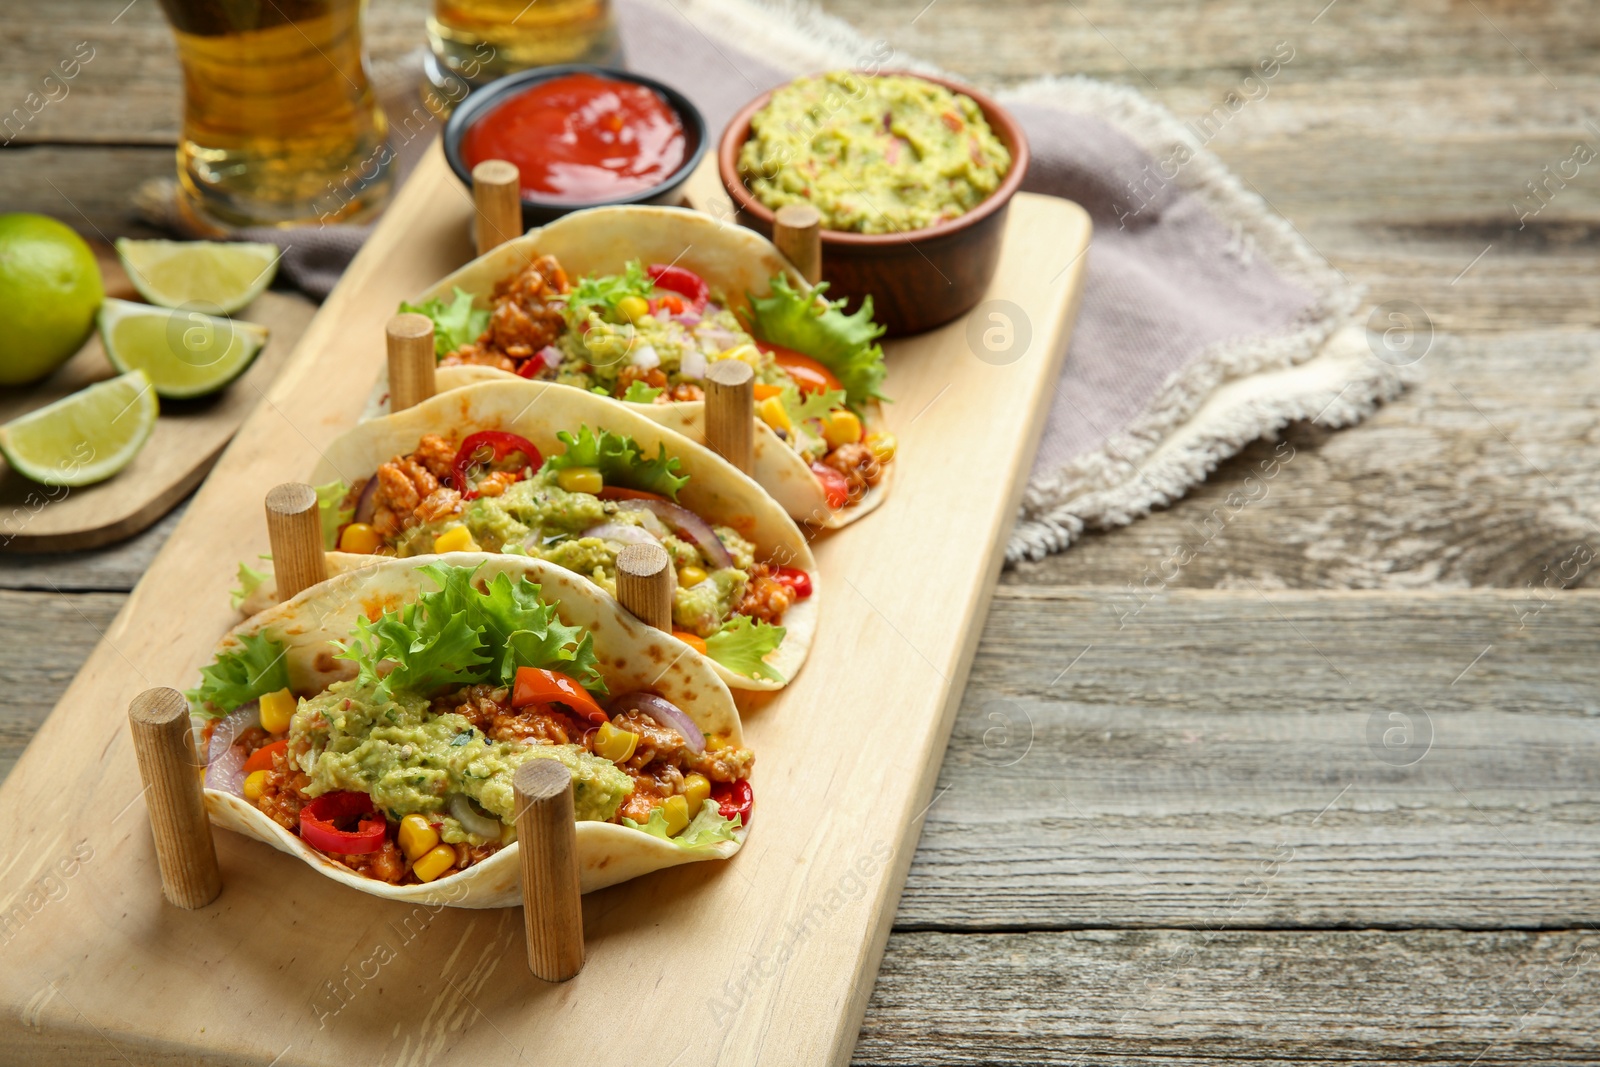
[293,679,633,826]
[737,71,1012,235]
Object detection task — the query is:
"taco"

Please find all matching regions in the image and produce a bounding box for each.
[190,554,755,908]
[399,205,895,529]
[283,379,817,692]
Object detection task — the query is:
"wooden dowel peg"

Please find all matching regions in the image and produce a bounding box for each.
[773,203,822,285]
[386,312,437,412]
[129,687,221,910]
[473,159,523,257]
[614,542,674,632]
[704,359,754,474]
[514,759,584,982]
[265,482,328,601]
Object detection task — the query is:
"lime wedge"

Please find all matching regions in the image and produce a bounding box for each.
[98,297,267,399]
[115,238,280,314]
[0,371,157,486]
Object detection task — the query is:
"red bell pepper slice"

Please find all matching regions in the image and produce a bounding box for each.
[451,430,542,500]
[242,738,288,775]
[646,264,710,308]
[758,341,844,395]
[712,779,753,827]
[299,791,387,855]
[512,666,607,724]
[810,462,850,509]
[596,485,668,503]
[772,566,812,599]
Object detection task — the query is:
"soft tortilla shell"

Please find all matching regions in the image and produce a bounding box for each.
[415,203,888,528]
[202,552,746,908]
[311,379,818,691]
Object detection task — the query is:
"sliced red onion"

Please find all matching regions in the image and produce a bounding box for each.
[700,327,739,352]
[704,303,723,316]
[631,343,660,371]
[538,345,563,369]
[581,522,660,546]
[450,793,503,838]
[679,348,707,380]
[352,476,378,525]
[610,693,705,754]
[616,499,732,569]
[204,701,260,796]
[674,311,702,328]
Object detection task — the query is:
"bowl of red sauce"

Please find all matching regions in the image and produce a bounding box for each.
[444,66,707,226]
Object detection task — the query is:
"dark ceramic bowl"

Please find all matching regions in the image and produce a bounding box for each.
[718,71,1030,337]
[444,65,708,228]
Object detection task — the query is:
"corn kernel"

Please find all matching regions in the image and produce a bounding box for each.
[411,844,457,883]
[661,795,690,836]
[678,564,708,587]
[398,814,439,862]
[243,770,270,801]
[823,409,864,449]
[757,395,792,435]
[616,295,650,323]
[866,432,897,464]
[338,521,382,554]
[593,721,639,763]
[432,525,477,554]
[258,687,296,734]
[718,343,761,368]
[683,773,711,810]
[556,465,604,495]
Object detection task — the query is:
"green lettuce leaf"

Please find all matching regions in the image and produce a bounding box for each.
[621,380,664,404]
[339,562,604,701]
[567,261,653,321]
[315,480,352,550]
[229,557,272,611]
[399,287,490,356]
[187,631,291,717]
[704,615,786,683]
[544,425,689,500]
[622,799,743,850]
[779,383,847,426]
[746,274,888,406]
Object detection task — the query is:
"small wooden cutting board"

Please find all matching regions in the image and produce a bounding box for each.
[0,247,315,552]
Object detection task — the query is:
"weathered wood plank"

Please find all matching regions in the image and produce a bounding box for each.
[0,504,185,591]
[10,587,1597,932]
[1011,330,1600,590]
[857,929,1600,1065]
[902,588,1600,930]
[0,591,122,781]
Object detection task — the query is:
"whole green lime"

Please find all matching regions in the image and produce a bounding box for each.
[0,214,104,386]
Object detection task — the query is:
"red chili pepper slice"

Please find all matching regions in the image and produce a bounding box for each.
[810,462,850,509]
[516,359,543,379]
[451,431,542,501]
[772,566,812,599]
[512,666,608,724]
[242,738,288,775]
[712,779,753,827]
[647,264,710,308]
[299,791,387,855]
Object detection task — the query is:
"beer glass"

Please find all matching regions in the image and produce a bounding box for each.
[157,0,393,228]
[425,0,619,95]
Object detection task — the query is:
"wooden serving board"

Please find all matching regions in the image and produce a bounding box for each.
[0,143,1088,1066]
[0,246,315,552]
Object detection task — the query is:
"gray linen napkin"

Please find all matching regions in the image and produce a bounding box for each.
[233,0,1399,560]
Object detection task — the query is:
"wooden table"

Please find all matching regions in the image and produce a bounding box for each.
[4,1,1597,1062]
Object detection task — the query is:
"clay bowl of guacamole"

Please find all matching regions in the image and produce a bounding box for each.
[718,70,1029,336]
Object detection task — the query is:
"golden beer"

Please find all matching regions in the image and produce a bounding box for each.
[426,0,619,91]
[158,0,393,228]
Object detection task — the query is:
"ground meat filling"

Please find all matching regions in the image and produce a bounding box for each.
[822,441,885,502]
[235,684,752,885]
[441,255,570,372]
